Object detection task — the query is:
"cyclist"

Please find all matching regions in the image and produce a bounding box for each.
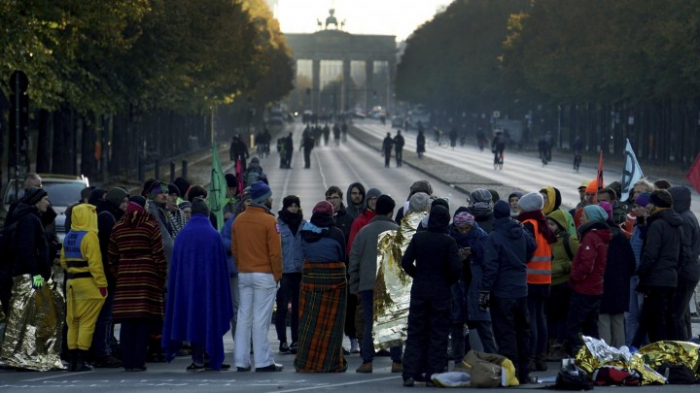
[491,129,506,169]
[477,128,486,152]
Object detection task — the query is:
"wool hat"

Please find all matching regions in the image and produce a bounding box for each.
[191,197,210,216]
[283,195,301,210]
[518,192,544,212]
[635,192,651,207]
[409,192,431,212]
[225,174,237,188]
[250,181,271,204]
[366,187,382,201]
[23,187,48,206]
[81,186,96,201]
[129,195,147,208]
[409,180,433,196]
[106,187,129,208]
[251,157,260,165]
[375,195,396,215]
[583,205,608,223]
[493,200,511,219]
[598,201,613,220]
[586,179,602,194]
[471,189,492,204]
[241,187,252,202]
[312,200,334,218]
[167,183,179,196]
[88,188,107,205]
[453,211,475,227]
[428,205,450,231]
[432,198,450,212]
[178,200,192,211]
[650,189,673,208]
[487,189,500,203]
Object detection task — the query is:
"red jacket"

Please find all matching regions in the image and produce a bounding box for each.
[346,208,377,257]
[569,221,611,296]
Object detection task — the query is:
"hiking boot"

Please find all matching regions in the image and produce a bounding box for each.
[356,362,373,373]
[391,362,404,373]
[403,376,415,387]
[350,338,360,354]
[186,363,206,372]
[93,355,122,368]
[72,351,93,372]
[290,342,298,355]
[256,363,283,372]
[279,342,290,354]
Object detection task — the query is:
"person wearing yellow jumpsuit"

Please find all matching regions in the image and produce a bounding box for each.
[60,203,107,372]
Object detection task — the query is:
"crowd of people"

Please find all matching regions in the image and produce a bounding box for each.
[1,163,698,389]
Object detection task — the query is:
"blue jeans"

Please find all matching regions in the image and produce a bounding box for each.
[624,275,644,346]
[92,287,115,358]
[359,290,402,363]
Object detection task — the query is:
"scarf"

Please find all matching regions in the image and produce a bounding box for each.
[278,209,303,236]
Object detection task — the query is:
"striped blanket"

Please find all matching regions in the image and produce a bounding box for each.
[294,261,348,373]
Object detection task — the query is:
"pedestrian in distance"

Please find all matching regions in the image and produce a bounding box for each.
[382,132,394,168]
[417,129,426,159]
[394,130,405,167]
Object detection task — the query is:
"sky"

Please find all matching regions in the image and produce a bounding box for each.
[275,0,453,42]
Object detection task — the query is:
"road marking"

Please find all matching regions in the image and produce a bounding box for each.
[266,375,401,393]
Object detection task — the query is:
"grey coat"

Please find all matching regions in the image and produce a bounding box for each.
[348,215,398,294]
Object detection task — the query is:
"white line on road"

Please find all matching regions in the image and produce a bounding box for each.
[265,375,401,393]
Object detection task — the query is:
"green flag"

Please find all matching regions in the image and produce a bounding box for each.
[208,141,228,231]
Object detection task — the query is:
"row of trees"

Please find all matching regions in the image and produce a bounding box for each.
[0,0,294,183]
[396,0,700,165]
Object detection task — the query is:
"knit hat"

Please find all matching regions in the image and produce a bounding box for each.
[312,201,334,218]
[432,198,450,213]
[250,180,271,204]
[428,205,450,231]
[283,195,301,210]
[81,186,96,201]
[598,201,613,220]
[583,205,607,223]
[241,187,251,202]
[149,182,168,199]
[487,189,500,203]
[22,187,48,206]
[409,180,433,196]
[225,173,237,188]
[586,179,602,194]
[106,187,129,208]
[375,195,396,215]
[409,192,431,212]
[518,192,544,212]
[88,188,107,206]
[634,192,651,207]
[178,200,192,211]
[471,189,492,204]
[366,187,382,201]
[251,157,260,165]
[453,211,475,227]
[493,200,511,219]
[650,189,673,208]
[167,183,179,196]
[191,197,210,216]
[129,195,146,208]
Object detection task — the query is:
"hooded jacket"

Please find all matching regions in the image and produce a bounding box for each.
[96,197,124,289]
[638,207,685,288]
[466,203,495,233]
[479,217,536,298]
[9,202,50,279]
[348,215,398,294]
[401,206,462,299]
[669,186,700,281]
[60,204,107,300]
[347,207,377,255]
[449,222,489,321]
[569,221,611,296]
[547,209,580,286]
[540,186,577,236]
[345,182,366,221]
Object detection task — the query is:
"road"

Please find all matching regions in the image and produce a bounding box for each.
[1,120,698,392]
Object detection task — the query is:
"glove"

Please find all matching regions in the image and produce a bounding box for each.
[32,275,45,289]
[99,287,107,297]
[478,291,490,311]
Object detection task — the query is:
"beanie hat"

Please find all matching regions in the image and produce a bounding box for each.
[375,195,396,216]
[366,187,382,201]
[650,189,673,208]
[251,157,260,164]
[283,195,301,210]
[106,187,129,208]
[225,173,237,188]
[409,192,431,212]
[487,189,500,203]
[635,192,651,207]
[81,186,96,201]
[583,205,608,223]
[312,201,334,218]
[493,200,511,219]
[22,187,48,206]
[88,188,107,206]
[250,181,272,204]
[191,197,210,216]
[148,182,168,199]
[518,192,544,212]
[241,187,252,202]
[453,211,475,227]
[586,179,602,194]
[174,177,190,197]
[167,183,179,196]
[471,189,492,204]
[409,180,433,196]
[428,205,450,231]
[178,200,192,211]
[598,201,613,220]
[129,195,147,208]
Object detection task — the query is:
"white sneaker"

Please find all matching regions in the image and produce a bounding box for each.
[350,338,360,354]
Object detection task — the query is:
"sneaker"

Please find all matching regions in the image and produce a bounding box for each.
[93,355,122,368]
[391,362,404,373]
[356,362,373,373]
[289,342,298,355]
[279,342,290,354]
[255,363,283,372]
[403,376,415,387]
[350,339,360,354]
[186,363,206,372]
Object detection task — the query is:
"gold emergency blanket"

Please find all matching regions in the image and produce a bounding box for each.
[0,275,65,371]
[372,211,423,350]
[574,336,684,385]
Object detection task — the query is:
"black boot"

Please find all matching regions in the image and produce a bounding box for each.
[73,350,93,372]
[449,325,465,361]
[68,350,78,372]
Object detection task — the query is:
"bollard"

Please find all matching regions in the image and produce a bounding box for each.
[137,159,144,183]
[154,158,160,180]
[170,162,176,183]
[181,159,188,180]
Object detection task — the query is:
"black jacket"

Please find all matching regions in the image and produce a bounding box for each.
[333,204,354,246]
[669,186,700,281]
[401,206,462,299]
[600,226,636,314]
[9,203,51,279]
[639,208,684,288]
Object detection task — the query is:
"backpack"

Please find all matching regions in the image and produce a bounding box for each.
[656,363,697,384]
[553,363,593,390]
[562,233,574,261]
[245,169,261,187]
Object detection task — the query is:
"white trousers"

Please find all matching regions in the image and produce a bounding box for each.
[234,272,278,369]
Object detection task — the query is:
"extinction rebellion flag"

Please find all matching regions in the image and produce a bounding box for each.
[620,139,644,201]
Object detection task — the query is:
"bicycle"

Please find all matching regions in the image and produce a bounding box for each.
[573,152,582,172]
[428,140,448,148]
[493,149,504,170]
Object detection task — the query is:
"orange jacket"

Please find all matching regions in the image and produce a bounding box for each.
[522,218,553,285]
[232,205,283,281]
